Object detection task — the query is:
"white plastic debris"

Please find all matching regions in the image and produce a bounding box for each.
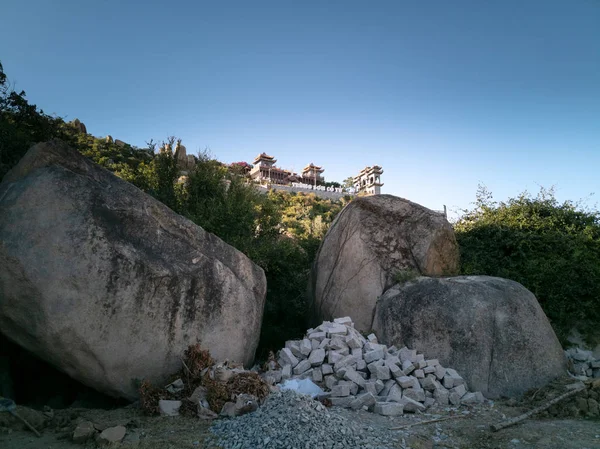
[279,378,324,398]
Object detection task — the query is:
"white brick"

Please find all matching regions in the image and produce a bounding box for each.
[350,392,376,410]
[308,348,326,366]
[333,316,353,326]
[281,364,291,380]
[367,333,378,343]
[345,335,363,349]
[334,354,357,372]
[387,384,403,402]
[344,367,366,387]
[330,384,351,397]
[403,388,425,403]
[401,359,415,375]
[364,349,385,363]
[321,363,333,375]
[330,396,354,408]
[300,339,312,356]
[279,348,299,367]
[396,376,414,389]
[375,365,391,381]
[312,367,323,383]
[293,359,311,375]
[308,331,326,342]
[324,375,337,390]
[374,402,404,416]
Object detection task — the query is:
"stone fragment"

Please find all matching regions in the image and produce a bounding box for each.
[73,421,96,443]
[384,355,401,366]
[364,342,387,352]
[402,360,415,375]
[97,426,126,446]
[356,359,367,371]
[388,363,403,378]
[298,368,314,380]
[351,347,363,360]
[334,355,357,371]
[367,359,385,374]
[345,335,363,349]
[375,365,391,381]
[312,367,323,383]
[334,316,353,326]
[446,368,465,386]
[442,375,454,389]
[338,380,359,395]
[293,359,312,375]
[435,365,446,380]
[159,400,182,416]
[330,396,354,408]
[261,370,282,385]
[318,338,330,349]
[367,333,378,343]
[279,348,299,367]
[451,384,467,398]
[325,375,338,390]
[281,364,292,380]
[364,349,385,363]
[335,367,347,379]
[449,391,461,405]
[364,380,378,395]
[414,369,425,379]
[403,388,426,403]
[286,341,303,358]
[165,378,185,394]
[300,339,312,356]
[396,376,414,389]
[426,359,439,367]
[374,402,404,416]
[387,384,403,402]
[321,363,333,375]
[308,331,326,341]
[424,397,436,408]
[375,379,385,393]
[351,392,376,410]
[308,348,326,366]
[328,350,343,365]
[311,339,320,350]
[327,324,348,337]
[433,388,449,405]
[328,337,347,350]
[344,367,366,387]
[461,392,485,404]
[423,365,436,374]
[400,396,427,413]
[331,384,351,397]
[420,376,439,391]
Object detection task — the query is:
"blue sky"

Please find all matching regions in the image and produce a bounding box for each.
[2,0,599,217]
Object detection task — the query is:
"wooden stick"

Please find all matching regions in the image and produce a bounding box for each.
[390,414,467,430]
[490,386,584,432]
[10,410,41,438]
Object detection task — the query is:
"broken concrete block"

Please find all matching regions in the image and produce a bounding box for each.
[330,396,355,408]
[403,388,426,403]
[335,367,348,379]
[281,364,292,380]
[446,368,465,386]
[97,426,126,446]
[345,334,363,349]
[308,348,326,366]
[451,384,467,397]
[351,347,363,360]
[375,379,385,394]
[435,365,446,380]
[334,316,353,326]
[327,324,348,337]
[400,396,427,413]
[442,375,454,389]
[423,365,436,374]
[388,363,403,378]
[356,359,367,371]
[159,400,182,416]
[286,340,304,359]
[293,359,312,375]
[461,392,485,404]
[426,359,439,367]
[414,369,425,379]
[367,359,385,374]
[351,392,376,410]
[279,348,299,367]
[321,363,333,375]
[375,365,391,381]
[318,338,330,349]
[311,339,320,350]
[338,380,359,396]
[312,367,323,383]
[434,388,449,405]
[420,376,440,391]
[374,402,404,416]
[328,351,343,365]
[384,354,401,366]
[424,397,436,408]
[364,349,385,363]
[329,337,348,350]
[73,421,96,443]
[364,342,387,352]
[334,354,357,371]
[401,360,415,375]
[396,376,414,389]
[344,367,366,387]
[331,384,351,397]
[308,331,326,341]
[298,368,314,380]
[387,384,403,402]
[300,339,312,356]
[325,375,338,390]
[449,391,461,405]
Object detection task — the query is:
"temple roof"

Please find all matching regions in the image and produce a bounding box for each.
[302,162,324,173]
[253,152,277,164]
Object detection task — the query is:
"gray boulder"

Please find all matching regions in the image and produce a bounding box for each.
[309,195,459,332]
[0,140,266,399]
[373,276,567,398]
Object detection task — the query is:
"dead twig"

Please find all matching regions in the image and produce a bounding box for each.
[490,385,584,432]
[390,414,467,430]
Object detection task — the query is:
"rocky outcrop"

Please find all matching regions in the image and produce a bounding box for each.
[309,195,459,332]
[373,276,567,398]
[0,140,266,399]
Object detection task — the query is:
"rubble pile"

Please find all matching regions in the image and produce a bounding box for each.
[565,348,600,379]
[265,317,484,416]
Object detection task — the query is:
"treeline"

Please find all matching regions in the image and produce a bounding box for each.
[455,185,600,346]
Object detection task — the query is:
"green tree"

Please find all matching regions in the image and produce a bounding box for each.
[455,185,600,345]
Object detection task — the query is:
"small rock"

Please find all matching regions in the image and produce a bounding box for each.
[97,426,126,446]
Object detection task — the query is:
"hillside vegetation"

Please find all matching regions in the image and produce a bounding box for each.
[455,185,600,346]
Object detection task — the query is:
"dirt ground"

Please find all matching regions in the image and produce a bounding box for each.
[1,399,599,449]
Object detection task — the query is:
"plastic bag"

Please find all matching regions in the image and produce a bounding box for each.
[279,378,324,398]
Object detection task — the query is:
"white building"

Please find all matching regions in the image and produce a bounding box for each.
[353,166,383,195]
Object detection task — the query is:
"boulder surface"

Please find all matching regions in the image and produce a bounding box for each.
[0,140,266,399]
[373,276,567,398]
[309,195,459,332]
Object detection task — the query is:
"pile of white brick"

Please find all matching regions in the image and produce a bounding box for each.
[269,317,484,416]
[565,347,600,379]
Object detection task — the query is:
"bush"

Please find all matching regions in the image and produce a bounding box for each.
[454,185,600,345]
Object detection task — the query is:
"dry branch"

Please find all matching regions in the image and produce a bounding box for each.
[490,385,585,432]
[390,414,467,430]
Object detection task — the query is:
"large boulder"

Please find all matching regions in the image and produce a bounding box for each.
[0,140,266,399]
[309,195,459,332]
[373,276,567,398]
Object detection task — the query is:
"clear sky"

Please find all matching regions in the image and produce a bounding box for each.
[2,0,599,217]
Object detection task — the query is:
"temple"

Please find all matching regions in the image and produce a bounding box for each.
[249,153,292,185]
[301,163,325,185]
[353,166,384,195]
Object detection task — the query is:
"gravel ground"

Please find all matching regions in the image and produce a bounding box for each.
[207,390,404,449]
